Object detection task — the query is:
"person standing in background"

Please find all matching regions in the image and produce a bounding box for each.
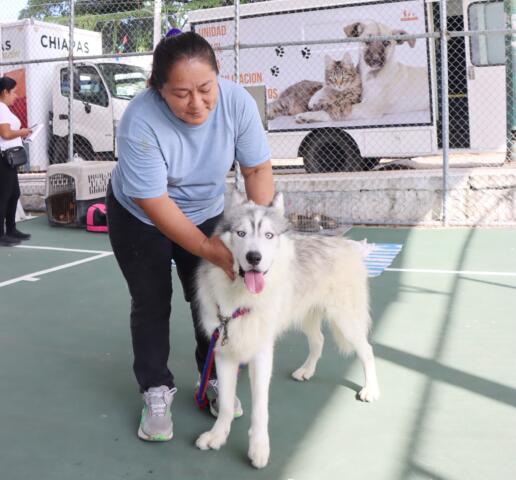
[0,76,32,247]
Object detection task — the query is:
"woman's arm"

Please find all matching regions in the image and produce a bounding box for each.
[0,123,31,140]
[133,194,235,279]
[240,159,274,206]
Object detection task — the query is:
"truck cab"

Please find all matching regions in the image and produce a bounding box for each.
[49,61,147,163]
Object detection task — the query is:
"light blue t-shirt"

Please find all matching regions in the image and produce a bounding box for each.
[110,77,270,225]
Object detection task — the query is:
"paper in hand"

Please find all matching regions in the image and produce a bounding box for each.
[23,123,44,143]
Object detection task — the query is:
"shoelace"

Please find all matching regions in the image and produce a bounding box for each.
[146,388,177,416]
[208,380,219,396]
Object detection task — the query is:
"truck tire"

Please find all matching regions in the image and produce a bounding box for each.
[49,136,94,164]
[73,137,95,161]
[49,135,68,164]
[300,129,379,173]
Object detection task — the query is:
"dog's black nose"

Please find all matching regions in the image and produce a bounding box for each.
[246,251,262,266]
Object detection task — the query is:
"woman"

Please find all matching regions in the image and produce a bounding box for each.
[0,76,32,247]
[107,32,274,442]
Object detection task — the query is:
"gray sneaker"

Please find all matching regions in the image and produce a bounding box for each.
[206,379,243,419]
[137,386,177,441]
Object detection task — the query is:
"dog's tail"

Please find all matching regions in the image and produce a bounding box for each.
[327,304,372,356]
[328,322,355,355]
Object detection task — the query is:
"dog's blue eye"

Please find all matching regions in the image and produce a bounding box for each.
[265,232,274,239]
[236,231,246,237]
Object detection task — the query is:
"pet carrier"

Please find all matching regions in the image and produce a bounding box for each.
[45,161,116,227]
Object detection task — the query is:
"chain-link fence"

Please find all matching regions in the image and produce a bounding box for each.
[1,0,515,226]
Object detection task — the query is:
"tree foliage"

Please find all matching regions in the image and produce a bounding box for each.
[17,1,266,53]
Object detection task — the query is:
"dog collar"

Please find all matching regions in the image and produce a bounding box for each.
[217,306,250,346]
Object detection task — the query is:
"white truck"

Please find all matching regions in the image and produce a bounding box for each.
[0,19,148,171]
[188,0,509,172]
[49,58,148,164]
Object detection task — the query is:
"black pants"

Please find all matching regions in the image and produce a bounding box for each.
[106,184,221,392]
[0,160,20,237]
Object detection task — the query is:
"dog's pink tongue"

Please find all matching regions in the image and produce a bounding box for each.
[244,271,265,294]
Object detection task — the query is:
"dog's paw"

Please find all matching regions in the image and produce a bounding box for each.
[358,383,380,402]
[295,113,312,124]
[291,366,315,381]
[195,429,228,450]
[248,436,270,469]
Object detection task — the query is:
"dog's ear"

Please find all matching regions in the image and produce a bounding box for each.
[230,189,247,207]
[342,51,353,64]
[344,22,365,38]
[270,192,285,215]
[392,29,416,48]
[219,229,232,250]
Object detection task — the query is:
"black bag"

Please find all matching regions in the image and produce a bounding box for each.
[2,146,28,168]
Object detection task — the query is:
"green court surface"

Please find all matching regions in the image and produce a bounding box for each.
[1,216,515,480]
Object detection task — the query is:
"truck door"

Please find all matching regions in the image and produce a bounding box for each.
[433,0,471,148]
[72,65,113,155]
[55,65,113,157]
[463,0,507,151]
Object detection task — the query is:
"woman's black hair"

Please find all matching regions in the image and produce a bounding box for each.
[0,76,17,95]
[148,31,218,90]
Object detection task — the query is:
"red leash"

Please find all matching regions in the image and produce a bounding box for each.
[194,307,250,410]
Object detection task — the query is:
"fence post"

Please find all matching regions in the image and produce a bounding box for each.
[67,0,75,163]
[233,0,243,191]
[439,0,450,225]
[153,0,162,48]
[508,0,515,162]
[0,26,3,77]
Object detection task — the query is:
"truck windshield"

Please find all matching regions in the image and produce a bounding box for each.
[98,63,147,100]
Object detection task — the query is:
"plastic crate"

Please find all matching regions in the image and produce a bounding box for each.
[45,161,116,227]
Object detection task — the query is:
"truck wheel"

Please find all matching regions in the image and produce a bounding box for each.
[49,136,94,164]
[74,137,95,161]
[300,129,378,173]
[49,136,68,164]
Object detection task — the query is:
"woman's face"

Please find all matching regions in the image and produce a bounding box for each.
[0,88,17,107]
[159,57,218,126]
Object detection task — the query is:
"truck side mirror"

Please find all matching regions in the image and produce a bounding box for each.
[73,76,81,94]
[97,90,109,108]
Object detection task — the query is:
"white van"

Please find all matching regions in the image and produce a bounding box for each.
[188,0,508,172]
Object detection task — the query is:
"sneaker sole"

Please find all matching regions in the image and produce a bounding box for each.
[137,426,173,442]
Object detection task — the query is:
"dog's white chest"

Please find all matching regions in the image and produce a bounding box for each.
[215,308,276,363]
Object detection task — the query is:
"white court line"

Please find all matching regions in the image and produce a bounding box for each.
[386,267,516,277]
[0,245,113,288]
[14,245,111,254]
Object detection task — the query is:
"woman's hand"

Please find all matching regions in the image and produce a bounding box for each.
[133,194,235,280]
[199,236,235,280]
[20,128,32,138]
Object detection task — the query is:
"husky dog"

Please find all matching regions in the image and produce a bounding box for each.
[194,192,379,469]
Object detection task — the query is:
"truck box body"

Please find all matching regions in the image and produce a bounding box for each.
[189,0,508,171]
